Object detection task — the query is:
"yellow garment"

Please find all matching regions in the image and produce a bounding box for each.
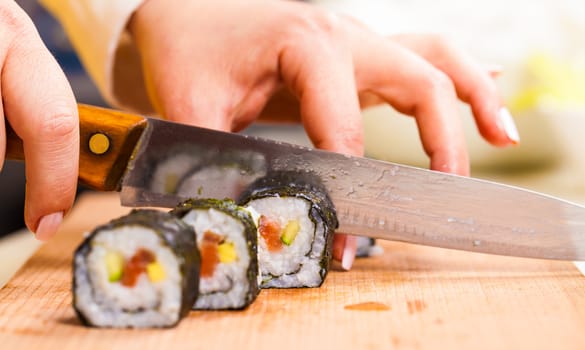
[39,0,152,114]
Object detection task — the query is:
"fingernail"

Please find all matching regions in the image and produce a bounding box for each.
[485,63,504,77]
[35,212,63,241]
[498,107,520,144]
[341,236,357,271]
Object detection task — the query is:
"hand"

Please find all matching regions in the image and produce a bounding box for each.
[0,1,79,240]
[128,0,519,269]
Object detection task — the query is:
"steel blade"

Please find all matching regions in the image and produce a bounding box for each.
[120,118,585,260]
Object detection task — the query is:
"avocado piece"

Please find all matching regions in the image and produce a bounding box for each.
[280,220,300,246]
[105,251,124,282]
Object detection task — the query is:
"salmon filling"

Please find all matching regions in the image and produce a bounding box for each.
[258,215,282,252]
[105,248,165,287]
[199,230,238,278]
[258,215,301,251]
[200,231,222,278]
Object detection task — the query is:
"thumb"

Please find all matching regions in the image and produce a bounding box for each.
[2,9,78,240]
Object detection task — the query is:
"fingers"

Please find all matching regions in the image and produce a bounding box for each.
[390,34,519,146]
[332,234,357,271]
[354,37,470,175]
[1,5,78,240]
[278,29,364,157]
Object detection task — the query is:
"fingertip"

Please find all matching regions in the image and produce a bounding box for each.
[341,235,357,271]
[498,107,520,145]
[485,63,503,78]
[332,233,357,270]
[33,211,63,241]
[332,233,346,262]
[475,105,521,148]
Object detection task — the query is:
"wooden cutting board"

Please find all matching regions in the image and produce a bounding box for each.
[1,192,585,350]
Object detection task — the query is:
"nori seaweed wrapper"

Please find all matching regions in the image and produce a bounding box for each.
[170,198,260,309]
[73,209,200,327]
[237,170,338,286]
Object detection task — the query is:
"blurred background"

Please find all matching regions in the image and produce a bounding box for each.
[1,0,584,238]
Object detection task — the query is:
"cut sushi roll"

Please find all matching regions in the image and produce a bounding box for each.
[171,198,260,310]
[238,171,338,288]
[73,209,200,328]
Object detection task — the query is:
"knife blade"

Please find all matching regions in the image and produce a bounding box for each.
[6,104,585,260]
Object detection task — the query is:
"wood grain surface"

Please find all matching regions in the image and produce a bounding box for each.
[1,192,585,350]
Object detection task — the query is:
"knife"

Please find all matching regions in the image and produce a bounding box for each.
[6,104,585,260]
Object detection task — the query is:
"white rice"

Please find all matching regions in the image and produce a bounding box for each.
[180,208,251,309]
[74,226,182,328]
[246,196,327,288]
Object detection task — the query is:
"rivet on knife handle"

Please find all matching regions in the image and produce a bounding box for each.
[77,104,147,191]
[88,133,111,155]
[5,104,148,192]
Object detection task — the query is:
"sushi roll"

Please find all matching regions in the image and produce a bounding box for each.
[73,209,200,328]
[171,198,260,310]
[238,171,338,288]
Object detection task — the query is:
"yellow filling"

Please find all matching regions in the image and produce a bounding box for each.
[281,220,300,246]
[146,262,166,283]
[105,251,124,282]
[217,242,237,263]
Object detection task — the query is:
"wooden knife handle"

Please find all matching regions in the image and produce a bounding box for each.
[5,104,148,191]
